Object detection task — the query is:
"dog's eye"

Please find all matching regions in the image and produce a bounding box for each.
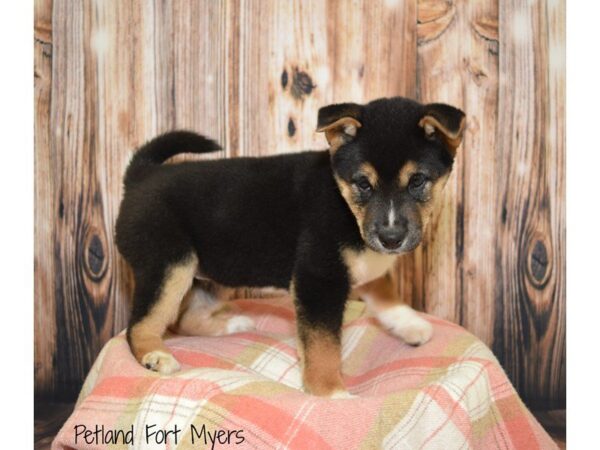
[355,178,373,193]
[409,173,427,189]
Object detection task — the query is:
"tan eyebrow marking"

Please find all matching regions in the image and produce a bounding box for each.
[358,162,379,187]
[333,175,367,240]
[332,162,379,242]
[398,161,418,187]
[417,172,450,229]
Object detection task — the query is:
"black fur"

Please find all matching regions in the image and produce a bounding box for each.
[115,96,464,357]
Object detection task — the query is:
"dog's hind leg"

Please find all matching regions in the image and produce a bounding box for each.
[127,253,198,374]
[171,281,255,336]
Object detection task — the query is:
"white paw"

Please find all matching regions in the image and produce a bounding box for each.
[377,305,433,346]
[329,390,357,399]
[226,315,255,334]
[141,350,181,375]
[397,318,433,345]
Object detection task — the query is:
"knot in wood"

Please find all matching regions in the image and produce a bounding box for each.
[526,237,551,288]
[84,232,107,281]
[287,117,296,137]
[291,68,316,100]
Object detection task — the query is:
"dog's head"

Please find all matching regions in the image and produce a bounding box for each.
[317,97,465,254]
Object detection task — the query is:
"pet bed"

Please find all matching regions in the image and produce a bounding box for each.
[52,296,556,449]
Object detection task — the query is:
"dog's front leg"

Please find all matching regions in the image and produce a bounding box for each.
[292,267,350,397]
[355,273,432,345]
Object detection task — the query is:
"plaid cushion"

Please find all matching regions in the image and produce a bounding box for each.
[52,297,556,449]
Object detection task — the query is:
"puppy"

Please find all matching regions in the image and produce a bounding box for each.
[115,96,465,397]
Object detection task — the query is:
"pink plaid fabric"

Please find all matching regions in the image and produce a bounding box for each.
[53,297,556,449]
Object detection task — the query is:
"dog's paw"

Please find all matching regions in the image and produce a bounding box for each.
[377,305,433,346]
[301,385,356,398]
[329,390,357,399]
[226,315,255,334]
[396,318,433,346]
[141,350,180,375]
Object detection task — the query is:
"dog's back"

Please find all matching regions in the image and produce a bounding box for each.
[116,141,357,289]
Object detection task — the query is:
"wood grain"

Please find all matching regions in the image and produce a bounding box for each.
[416,0,464,323]
[459,0,499,348]
[47,0,89,398]
[494,0,565,408]
[450,0,500,348]
[34,0,565,409]
[45,0,122,399]
[34,0,55,395]
[34,401,75,450]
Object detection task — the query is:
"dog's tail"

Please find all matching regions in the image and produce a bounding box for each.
[123,130,222,187]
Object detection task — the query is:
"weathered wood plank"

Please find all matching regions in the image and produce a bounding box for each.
[235,0,275,156]
[85,0,146,336]
[34,0,55,395]
[171,1,228,143]
[459,0,499,348]
[416,0,464,323]
[224,0,241,155]
[49,0,93,398]
[45,0,146,399]
[361,0,417,99]
[240,0,417,154]
[544,0,566,409]
[494,0,565,408]
[415,0,502,349]
[145,0,175,134]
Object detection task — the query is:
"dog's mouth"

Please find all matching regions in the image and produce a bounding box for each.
[363,229,422,255]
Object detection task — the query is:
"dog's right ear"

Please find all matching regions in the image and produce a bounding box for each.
[316,103,363,151]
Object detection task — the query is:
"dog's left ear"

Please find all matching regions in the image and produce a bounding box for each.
[419,103,466,157]
[316,103,363,151]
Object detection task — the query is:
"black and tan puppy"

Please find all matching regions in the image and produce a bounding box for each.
[115,96,465,397]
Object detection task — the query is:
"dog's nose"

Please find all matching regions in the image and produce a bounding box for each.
[377,227,405,250]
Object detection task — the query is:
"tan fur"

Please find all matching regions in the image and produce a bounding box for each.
[129,254,198,363]
[316,117,361,152]
[298,326,344,396]
[171,282,235,336]
[170,279,258,336]
[354,272,397,311]
[418,172,450,229]
[333,162,379,239]
[356,273,433,345]
[358,162,379,187]
[418,115,466,156]
[335,159,451,250]
[343,247,397,287]
[395,160,451,231]
[398,160,418,187]
[292,275,346,396]
[334,174,367,239]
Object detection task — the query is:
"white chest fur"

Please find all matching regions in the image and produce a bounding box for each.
[343,248,397,287]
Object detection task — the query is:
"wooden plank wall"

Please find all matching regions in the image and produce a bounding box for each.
[34,0,565,408]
